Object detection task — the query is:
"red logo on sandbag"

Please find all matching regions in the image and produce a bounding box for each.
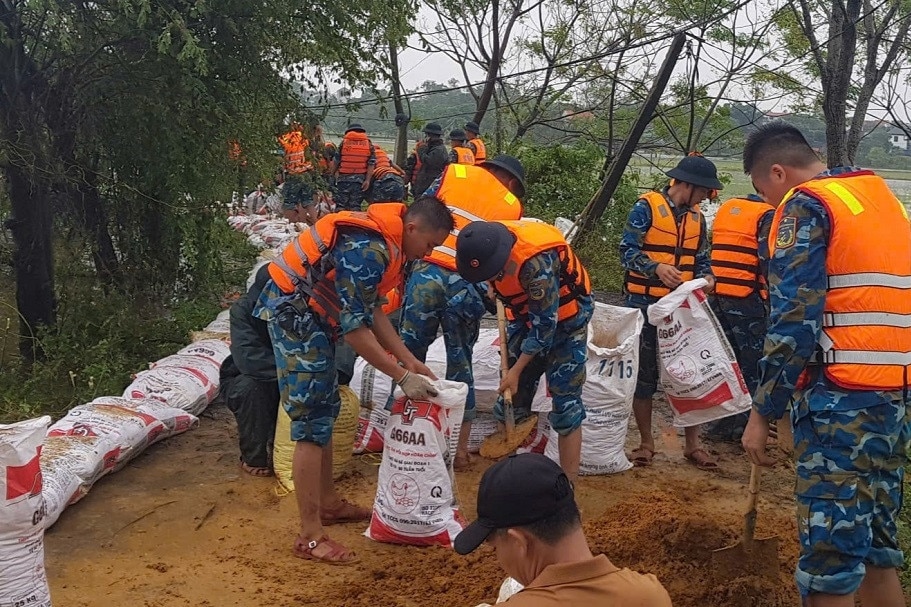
[396,399,433,425]
[5,452,42,500]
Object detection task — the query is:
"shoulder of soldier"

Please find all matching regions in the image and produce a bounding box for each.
[625,198,653,228]
[335,228,390,261]
[779,191,830,224]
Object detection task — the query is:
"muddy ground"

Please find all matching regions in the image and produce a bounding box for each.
[42,393,831,607]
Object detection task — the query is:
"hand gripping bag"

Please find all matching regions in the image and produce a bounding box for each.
[647,279,751,427]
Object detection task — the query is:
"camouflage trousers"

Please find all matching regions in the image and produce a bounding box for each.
[705,294,768,441]
[398,261,486,420]
[792,386,911,596]
[369,175,406,204]
[496,308,592,435]
[266,302,341,446]
[333,176,366,211]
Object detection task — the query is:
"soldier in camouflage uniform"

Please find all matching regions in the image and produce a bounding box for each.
[253,197,454,565]
[399,156,526,471]
[619,154,721,470]
[741,122,911,606]
[456,220,592,482]
[705,193,775,441]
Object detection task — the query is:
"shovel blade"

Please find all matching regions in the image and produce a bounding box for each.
[711,536,780,584]
[479,415,538,460]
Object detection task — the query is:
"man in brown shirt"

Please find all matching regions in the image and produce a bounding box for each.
[454,454,673,606]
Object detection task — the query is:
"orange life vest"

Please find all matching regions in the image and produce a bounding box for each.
[452,145,475,165]
[625,191,702,297]
[268,203,406,329]
[278,130,311,174]
[318,141,336,174]
[769,171,911,391]
[381,287,402,315]
[427,164,523,271]
[468,137,487,164]
[411,142,425,178]
[711,197,774,299]
[338,131,374,175]
[372,146,404,180]
[493,220,591,324]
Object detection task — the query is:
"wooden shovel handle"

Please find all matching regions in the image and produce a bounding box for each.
[744,463,761,544]
[496,299,512,405]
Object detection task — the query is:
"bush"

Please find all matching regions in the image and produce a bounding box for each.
[514,142,641,292]
[0,218,257,423]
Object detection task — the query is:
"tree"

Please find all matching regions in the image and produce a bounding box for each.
[0,0,415,360]
[772,0,911,165]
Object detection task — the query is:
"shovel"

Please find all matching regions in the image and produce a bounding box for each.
[479,300,537,459]
[711,463,780,583]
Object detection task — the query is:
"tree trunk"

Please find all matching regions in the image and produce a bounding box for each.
[388,42,409,166]
[5,163,56,362]
[822,0,861,167]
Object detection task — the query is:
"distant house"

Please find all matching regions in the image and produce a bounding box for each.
[888,126,910,151]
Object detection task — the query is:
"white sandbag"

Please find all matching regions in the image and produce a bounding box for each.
[177,339,231,367]
[545,303,642,474]
[466,413,499,454]
[123,366,217,415]
[0,416,52,607]
[204,309,231,334]
[350,356,397,455]
[365,380,467,547]
[517,416,551,455]
[647,279,751,427]
[41,398,198,527]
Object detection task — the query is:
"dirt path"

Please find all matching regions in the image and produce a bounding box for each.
[45,400,803,607]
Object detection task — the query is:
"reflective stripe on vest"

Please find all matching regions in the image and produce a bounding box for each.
[338,132,374,175]
[268,203,407,329]
[625,191,702,297]
[769,171,911,390]
[453,146,475,165]
[468,137,487,164]
[493,220,591,324]
[426,164,522,271]
[711,197,773,299]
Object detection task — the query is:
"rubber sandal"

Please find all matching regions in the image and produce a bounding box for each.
[240,460,273,477]
[320,499,371,525]
[292,535,358,565]
[630,446,656,467]
[684,448,719,471]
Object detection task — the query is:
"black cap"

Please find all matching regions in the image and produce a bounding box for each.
[481,154,526,198]
[449,128,467,141]
[345,123,365,133]
[454,454,575,555]
[465,121,481,135]
[423,122,443,136]
[455,221,515,283]
[665,155,723,190]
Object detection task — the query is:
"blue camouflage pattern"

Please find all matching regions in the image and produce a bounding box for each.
[369,174,406,203]
[792,384,911,596]
[753,167,911,597]
[493,250,593,434]
[253,229,395,443]
[334,175,366,211]
[618,187,713,296]
[398,260,487,420]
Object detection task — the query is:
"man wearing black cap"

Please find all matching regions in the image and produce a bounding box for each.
[331,123,376,211]
[455,219,592,481]
[454,454,673,606]
[408,122,450,197]
[464,121,486,164]
[449,129,476,165]
[397,155,526,471]
[619,153,721,471]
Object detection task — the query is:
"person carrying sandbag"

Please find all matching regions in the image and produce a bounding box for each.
[253,197,454,564]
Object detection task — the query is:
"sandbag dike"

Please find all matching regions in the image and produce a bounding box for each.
[322,486,799,607]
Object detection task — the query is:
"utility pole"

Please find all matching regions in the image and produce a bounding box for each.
[571,32,687,244]
[389,43,409,166]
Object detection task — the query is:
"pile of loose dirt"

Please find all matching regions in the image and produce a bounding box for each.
[586,488,800,607]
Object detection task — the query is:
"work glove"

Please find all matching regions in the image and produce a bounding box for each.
[398,371,438,400]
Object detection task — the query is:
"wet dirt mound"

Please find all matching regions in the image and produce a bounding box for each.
[585,489,800,607]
